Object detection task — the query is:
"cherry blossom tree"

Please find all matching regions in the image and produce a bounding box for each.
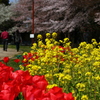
[0,4,13,32]
[95,12,100,25]
[11,0,100,37]
[11,0,33,32]
[34,0,100,33]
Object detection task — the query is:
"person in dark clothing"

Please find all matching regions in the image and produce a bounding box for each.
[1,31,9,51]
[14,30,22,52]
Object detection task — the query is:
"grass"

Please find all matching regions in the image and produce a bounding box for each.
[0,44,32,71]
[0,44,31,52]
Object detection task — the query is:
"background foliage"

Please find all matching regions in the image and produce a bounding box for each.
[0,0,100,45]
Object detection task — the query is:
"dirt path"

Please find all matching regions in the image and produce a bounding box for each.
[0,48,23,60]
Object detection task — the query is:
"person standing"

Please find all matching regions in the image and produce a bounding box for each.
[14,30,22,52]
[1,31,9,51]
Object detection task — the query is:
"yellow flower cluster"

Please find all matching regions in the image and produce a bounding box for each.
[81,95,88,100]
[20,32,100,100]
[52,32,57,38]
[76,83,85,91]
[37,34,42,39]
[26,64,41,75]
[46,33,51,38]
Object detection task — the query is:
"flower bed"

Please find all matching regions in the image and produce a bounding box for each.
[18,33,100,100]
[0,62,74,100]
[1,32,100,100]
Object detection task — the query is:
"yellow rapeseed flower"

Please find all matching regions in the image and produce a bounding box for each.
[19,65,24,70]
[93,62,100,67]
[91,39,96,42]
[46,33,51,38]
[76,83,85,91]
[94,75,100,80]
[63,74,72,80]
[71,48,79,54]
[52,32,57,38]
[58,73,64,80]
[47,84,58,90]
[81,95,88,100]
[23,52,28,55]
[78,42,87,49]
[85,72,92,76]
[37,34,42,39]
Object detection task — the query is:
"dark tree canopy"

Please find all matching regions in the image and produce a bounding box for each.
[0,0,9,5]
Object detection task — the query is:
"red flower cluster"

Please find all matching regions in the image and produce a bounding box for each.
[21,46,78,65]
[52,46,71,53]
[0,62,75,100]
[22,52,39,66]
[23,52,39,60]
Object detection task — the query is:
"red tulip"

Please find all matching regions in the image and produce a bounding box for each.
[0,65,14,83]
[48,86,64,100]
[64,93,75,100]
[0,90,16,100]
[22,85,43,100]
[3,57,10,63]
[14,59,20,63]
[32,75,48,90]
[48,87,75,100]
